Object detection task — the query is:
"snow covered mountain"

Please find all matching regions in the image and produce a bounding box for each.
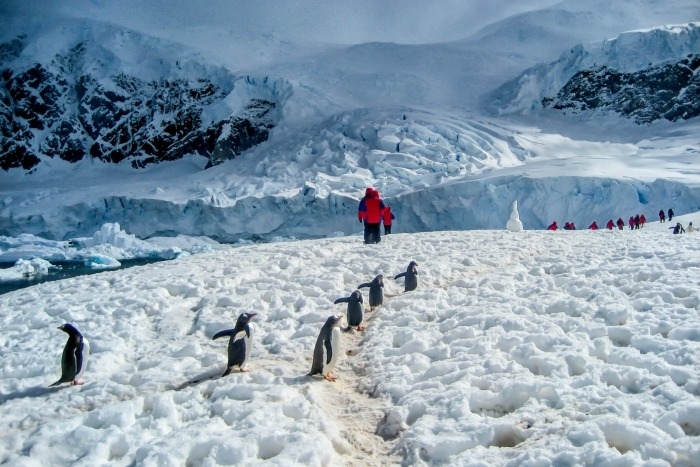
[492,23,700,122]
[0,1,700,242]
[0,22,283,171]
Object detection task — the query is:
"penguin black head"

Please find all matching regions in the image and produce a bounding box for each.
[375,274,384,285]
[350,290,363,303]
[327,314,343,328]
[236,313,257,325]
[408,261,418,271]
[58,323,83,337]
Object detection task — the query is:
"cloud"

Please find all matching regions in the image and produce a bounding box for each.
[1,0,563,44]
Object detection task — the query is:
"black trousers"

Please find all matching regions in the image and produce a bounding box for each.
[364,222,381,243]
[384,224,392,235]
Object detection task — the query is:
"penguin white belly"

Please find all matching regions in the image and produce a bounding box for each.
[239,323,254,370]
[323,327,341,376]
[75,338,90,381]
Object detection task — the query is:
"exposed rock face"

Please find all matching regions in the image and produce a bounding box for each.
[0,36,279,172]
[490,23,700,123]
[542,55,700,123]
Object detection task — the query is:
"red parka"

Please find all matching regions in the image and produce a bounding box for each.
[358,189,385,223]
[382,207,394,225]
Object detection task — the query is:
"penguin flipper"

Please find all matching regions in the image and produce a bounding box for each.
[394,272,406,280]
[358,282,371,289]
[333,297,350,305]
[324,338,333,365]
[342,325,352,333]
[49,379,65,387]
[212,329,235,340]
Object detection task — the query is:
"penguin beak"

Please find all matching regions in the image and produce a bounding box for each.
[248,313,257,319]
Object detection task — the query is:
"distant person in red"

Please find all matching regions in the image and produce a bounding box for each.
[616,218,624,230]
[659,210,665,222]
[606,219,614,230]
[358,188,385,244]
[547,221,558,231]
[382,206,395,235]
[564,222,572,230]
[628,216,635,230]
[634,214,640,229]
[640,214,646,227]
[588,221,598,230]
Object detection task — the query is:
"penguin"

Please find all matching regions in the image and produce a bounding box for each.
[308,314,343,381]
[358,274,384,311]
[334,290,365,332]
[212,312,256,376]
[394,261,419,292]
[50,323,90,387]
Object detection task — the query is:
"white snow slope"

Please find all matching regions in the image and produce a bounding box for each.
[2,215,700,466]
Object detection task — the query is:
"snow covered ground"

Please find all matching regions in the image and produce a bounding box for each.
[1,212,699,466]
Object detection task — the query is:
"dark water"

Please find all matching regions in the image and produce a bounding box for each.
[0,258,167,295]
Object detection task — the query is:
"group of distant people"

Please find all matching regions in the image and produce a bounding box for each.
[547,208,693,234]
[355,191,693,239]
[657,208,696,233]
[658,208,674,223]
[358,188,395,244]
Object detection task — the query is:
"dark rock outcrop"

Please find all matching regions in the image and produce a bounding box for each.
[0,36,279,172]
[541,55,700,124]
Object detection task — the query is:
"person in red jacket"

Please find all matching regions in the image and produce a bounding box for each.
[628,216,635,230]
[640,214,646,227]
[606,219,614,230]
[358,188,385,244]
[588,221,598,230]
[616,218,624,230]
[547,221,558,231]
[382,206,395,235]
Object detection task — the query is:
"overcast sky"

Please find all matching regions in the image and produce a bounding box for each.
[1,0,563,44]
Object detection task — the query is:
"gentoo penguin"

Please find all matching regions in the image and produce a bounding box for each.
[334,290,365,332]
[358,274,384,311]
[308,314,343,381]
[50,323,90,387]
[212,312,256,376]
[394,261,419,292]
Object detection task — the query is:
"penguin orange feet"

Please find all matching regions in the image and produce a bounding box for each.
[324,373,338,382]
[240,367,251,373]
[356,325,366,331]
[71,380,84,386]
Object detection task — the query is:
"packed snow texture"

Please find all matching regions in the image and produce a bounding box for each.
[1,215,700,465]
